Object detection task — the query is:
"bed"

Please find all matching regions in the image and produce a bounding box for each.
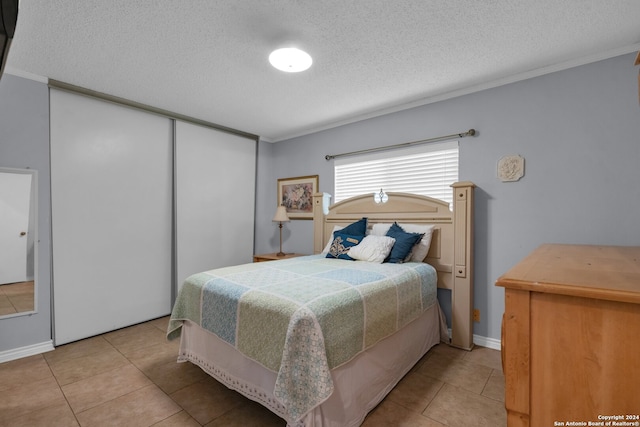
[167,182,475,426]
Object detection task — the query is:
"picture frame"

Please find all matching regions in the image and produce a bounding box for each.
[277,175,319,220]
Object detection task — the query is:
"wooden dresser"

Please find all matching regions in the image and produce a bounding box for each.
[496,244,640,427]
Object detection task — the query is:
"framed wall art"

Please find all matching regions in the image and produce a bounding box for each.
[277,175,318,219]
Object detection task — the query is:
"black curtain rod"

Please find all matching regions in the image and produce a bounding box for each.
[325,129,476,161]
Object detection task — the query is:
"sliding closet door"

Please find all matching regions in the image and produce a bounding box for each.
[51,89,172,345]
[175,121,256,291]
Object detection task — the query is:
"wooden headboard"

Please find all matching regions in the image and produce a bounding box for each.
[312,181,475,350]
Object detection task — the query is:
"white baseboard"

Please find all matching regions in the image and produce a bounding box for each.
[473,334,501,351]
[446,328,501,351]
[0,341,55,363]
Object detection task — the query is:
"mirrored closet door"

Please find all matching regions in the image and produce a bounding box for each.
[0,167,37,318]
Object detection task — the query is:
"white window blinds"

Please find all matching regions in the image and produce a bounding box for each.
[334,140,459,206]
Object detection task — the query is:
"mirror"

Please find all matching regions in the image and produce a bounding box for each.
[0,167,37,318]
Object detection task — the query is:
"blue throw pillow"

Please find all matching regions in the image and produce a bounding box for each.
[385,222,424,263]
[325,232,363,260]
[339,217,367,237]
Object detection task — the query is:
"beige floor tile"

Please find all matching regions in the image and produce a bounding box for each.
[409,343,461,373]
[62,364,153,413]
[0,294,16,315]
[428,343,469,360]
[8,294,34,312]
[75,384,181,427]
[204,400,286,427]
[170,376,246,425]
[0,376,67,422]
[153,410,201,427]
[125,340,181,372]
[46,345,130,386]
[0,281,33,295]
[386,371,444,412]
[144,358,210,395]
[464,345,503,372]
[363,400,445,427]
[417,352,493,394]
[423,383,507,427]
[148,316,171,332]
[103,322,168,356]
[0,354,53,392]
[482,369,505,402]
[408,351,430,372]
[43,336,114,365]
[0,315,504,426]
[0,401,79,427]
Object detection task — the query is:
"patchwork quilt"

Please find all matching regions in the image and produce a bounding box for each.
[167,254,437,422]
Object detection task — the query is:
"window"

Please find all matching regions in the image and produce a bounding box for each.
[334,140,459,207]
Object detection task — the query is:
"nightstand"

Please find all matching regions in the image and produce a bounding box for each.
[253,253,305,262]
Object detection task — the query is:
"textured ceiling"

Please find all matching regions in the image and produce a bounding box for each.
[6,0,640,141]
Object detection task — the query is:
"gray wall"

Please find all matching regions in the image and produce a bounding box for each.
[0,74,51,352]
[2,52,638,353]
[255,52,640,341]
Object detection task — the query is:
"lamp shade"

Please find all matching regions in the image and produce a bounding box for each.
[272,206,290,222]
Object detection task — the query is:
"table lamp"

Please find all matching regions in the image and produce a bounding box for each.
[272,205,290,256]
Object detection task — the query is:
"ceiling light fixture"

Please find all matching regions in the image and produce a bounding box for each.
[269,47,312,73]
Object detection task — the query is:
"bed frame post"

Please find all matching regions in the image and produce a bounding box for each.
[450,181,475,350]
[313,192,325,254]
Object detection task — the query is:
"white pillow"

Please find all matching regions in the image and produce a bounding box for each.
[348,235,396,263]
[371,223,435,262]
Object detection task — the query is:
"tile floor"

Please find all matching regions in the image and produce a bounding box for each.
[0,281,34,316]
[0,317,506,426]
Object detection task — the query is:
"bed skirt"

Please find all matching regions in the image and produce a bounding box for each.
[177,302,446,427]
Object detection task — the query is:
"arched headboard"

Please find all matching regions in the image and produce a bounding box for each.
[312,181,475,350]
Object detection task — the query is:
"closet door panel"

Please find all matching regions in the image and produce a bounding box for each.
[51,89,172,345]
[176,121,256,291]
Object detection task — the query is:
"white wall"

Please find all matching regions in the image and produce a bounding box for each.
[255,52,640,341]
